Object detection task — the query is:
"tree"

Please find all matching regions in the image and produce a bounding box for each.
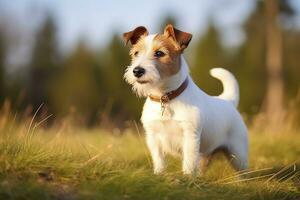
[28,14,60,110]
[0,28,5,103]
[158,14,177,32]
[49,40,101,124]
[191,22,226,96]
[234,2,266,116]
[262,0,296,129]
[191,6,266,117]
[99,34,141,122]
[262,0,284,128]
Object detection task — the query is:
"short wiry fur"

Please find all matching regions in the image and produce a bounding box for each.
[123,25,248,175]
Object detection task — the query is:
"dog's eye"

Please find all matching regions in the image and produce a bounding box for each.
[134,51,139,56]
[154,51,165,58]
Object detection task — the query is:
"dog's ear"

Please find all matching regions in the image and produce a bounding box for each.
[123,26,149,45]
[164,24,192,51]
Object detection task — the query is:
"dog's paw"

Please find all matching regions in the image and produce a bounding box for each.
[153,168,164,175]
[182,168,196,175]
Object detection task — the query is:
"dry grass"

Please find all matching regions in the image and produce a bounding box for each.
[0,112,299,200]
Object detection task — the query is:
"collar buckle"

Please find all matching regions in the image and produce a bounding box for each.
[160,95,168,116]
[160,95,169,104]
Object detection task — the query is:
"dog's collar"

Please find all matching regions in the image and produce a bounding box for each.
[149,78,189,104]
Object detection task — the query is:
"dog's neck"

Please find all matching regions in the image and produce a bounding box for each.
[150,55,189,97]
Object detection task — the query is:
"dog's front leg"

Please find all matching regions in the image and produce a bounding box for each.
[146,133,165,174]
[182,126,201,175]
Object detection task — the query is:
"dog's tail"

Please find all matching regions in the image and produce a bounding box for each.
[210,68,239,107]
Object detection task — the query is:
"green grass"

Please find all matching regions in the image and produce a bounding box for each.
[0,122,299,200]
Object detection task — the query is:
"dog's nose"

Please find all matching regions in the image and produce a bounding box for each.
[133,67,145,78]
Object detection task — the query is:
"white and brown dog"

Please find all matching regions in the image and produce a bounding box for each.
[123,25,248,175]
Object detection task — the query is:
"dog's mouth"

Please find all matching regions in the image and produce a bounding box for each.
[137,80,150,84]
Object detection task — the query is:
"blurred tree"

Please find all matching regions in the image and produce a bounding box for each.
[28,14,60,110]
[191,5,267,117]
[99,34,142,123]
[284,30,300,99]
[0,28,5,103]
[49,40,101,125]
[191,22,225,97]
[262,0,296,129]
[158,14,177,32]
[263,0,285,127]
[234,2,266,116]
[230,0,299,126]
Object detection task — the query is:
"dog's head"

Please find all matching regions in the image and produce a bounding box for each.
[123,25,192,97]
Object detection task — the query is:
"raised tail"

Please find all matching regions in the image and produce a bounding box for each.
[210,68,239,107]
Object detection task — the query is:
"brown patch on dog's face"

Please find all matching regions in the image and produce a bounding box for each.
[129,36,147,59]
[129,34,182,79]
[151,34,181,78]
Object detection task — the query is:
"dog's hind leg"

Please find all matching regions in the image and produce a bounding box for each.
[226,137,248,172]
[225,122,248,172]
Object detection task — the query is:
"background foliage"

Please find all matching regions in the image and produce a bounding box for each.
[0,1,299,128]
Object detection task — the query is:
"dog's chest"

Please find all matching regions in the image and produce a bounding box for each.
[141,99,200,154]
[147,119,184,155]
[142,102,183,134]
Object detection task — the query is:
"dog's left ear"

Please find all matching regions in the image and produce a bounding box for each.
[123,26,149,45]
[164,24,192,51]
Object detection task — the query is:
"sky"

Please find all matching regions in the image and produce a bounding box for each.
[0,0,257,50]
[1,0,300,70]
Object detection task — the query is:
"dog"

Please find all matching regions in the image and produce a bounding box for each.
[123,25,248,175]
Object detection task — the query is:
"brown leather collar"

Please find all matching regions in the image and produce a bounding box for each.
[149,78,189,103]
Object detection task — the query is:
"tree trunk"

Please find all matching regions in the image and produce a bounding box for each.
[263,0,285,129]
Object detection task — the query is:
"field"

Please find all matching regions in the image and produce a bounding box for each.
[0,120,299,200]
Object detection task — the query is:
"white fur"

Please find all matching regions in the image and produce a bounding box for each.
[124,35,248,175]
[210,68,239,107]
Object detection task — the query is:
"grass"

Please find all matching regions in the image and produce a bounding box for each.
[0,119,299,200]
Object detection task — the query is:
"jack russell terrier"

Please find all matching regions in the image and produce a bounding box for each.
[123,25,248,175]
